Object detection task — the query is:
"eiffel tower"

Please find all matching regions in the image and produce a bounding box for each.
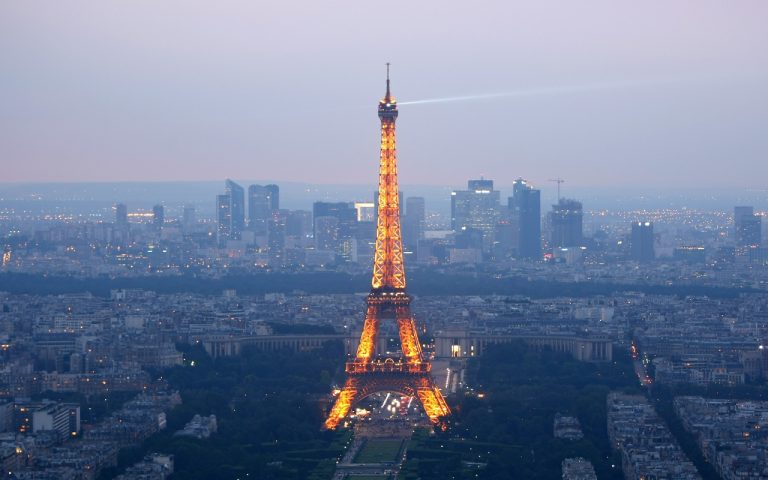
[324,65,451,430]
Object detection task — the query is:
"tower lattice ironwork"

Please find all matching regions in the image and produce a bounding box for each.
[324,66,451,430]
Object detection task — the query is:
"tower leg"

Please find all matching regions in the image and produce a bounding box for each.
[324,377,359,430]
[396,306,423,364]
[416,382,451,429]
[355,305,380,361]
[325,375,450,430]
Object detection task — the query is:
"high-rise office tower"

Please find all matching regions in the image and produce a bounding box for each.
[451,179,500,252]
[286,210,312,240]
[248,185,270,235]
[267,210,287,267]
[215,180,245,242]
[152,204,164,230]
[551,198,583,249]
[631,221,655,262]
[352,202,376,262]
[403,197,425,252]
[225,180,245,240]
[265,184,279,211]
[248,184,280,235]
[493,214,519,259]
[313,202,357,243]
[115,204,128,225]
[216,194,231,245]
[734,206,762,246]
[355,202,376,222]
[509,178,541,260]
[455,227,484,250]
[314,216,340,251]
[182,205,196,230]
[313,202,358,261]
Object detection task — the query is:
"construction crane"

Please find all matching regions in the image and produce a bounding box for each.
[548,178,565,202]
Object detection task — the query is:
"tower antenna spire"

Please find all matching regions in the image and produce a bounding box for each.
[385,62,391,102]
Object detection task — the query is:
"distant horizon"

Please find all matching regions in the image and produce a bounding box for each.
[2,179,768,191]
[2,180,767,215]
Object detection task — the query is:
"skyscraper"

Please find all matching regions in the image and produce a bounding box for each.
[355,202,376,222]
[225,180,245,240]
[352,203,377,263]
[314,216,340,251]
[286,210,312,243]
[216,194,231,245]
[313,202,357,259]
[182,205,196,230]
[115,204,128,225]
[551,198,583,249]
[509,178,541,260]
[451,179,500,252]
[248,185,270,235]
[267,210,287,267]
[631,221,655,262]
[493,214,519,259]
[152,204,164,230]
[734,206,762,246]
[313,202,357,240]
[265,184,279,211]
[248,184,279,235]
[402,197,425,252]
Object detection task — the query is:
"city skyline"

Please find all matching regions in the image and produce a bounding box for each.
[3,4,768,479]
[2,2,768,187]
[1,55,768,480]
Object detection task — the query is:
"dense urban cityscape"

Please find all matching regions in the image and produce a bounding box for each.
[3,1,768,479]
[1,171,767,478]
[2,178,766,285]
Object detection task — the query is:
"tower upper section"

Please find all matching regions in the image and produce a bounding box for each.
[371,64,406,291]
[378,63,398,121]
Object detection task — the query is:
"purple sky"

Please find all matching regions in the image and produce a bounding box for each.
[1,1,767,188]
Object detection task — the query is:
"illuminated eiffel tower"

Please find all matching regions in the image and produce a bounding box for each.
[324,66,451,430]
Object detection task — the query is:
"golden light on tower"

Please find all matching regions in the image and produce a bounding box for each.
[371,63,406,291]
[324,65,451,430]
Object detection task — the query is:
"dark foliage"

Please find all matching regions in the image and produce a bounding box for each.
[102,341,349,480]
[0,271,751,299]
[401,341,639,479]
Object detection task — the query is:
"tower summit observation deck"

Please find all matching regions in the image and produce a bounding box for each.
[324,66,451,430]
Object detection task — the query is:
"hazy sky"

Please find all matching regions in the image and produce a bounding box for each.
[1,1,767,188]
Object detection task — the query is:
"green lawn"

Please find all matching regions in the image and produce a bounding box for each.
[353,439,404,464]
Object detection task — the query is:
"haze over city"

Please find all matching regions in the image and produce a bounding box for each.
[3,3,768,480]
[2,1,768,187]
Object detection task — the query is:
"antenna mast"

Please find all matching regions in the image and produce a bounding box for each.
[549,178,565,202]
